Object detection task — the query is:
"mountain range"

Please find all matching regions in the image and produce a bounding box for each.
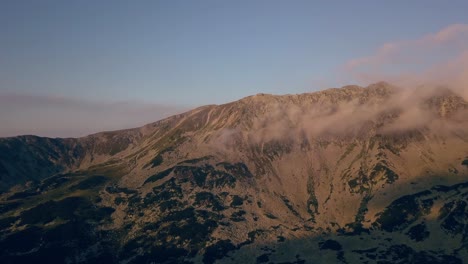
[0,82,467,263]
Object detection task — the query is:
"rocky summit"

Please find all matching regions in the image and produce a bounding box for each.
[1,82,468,264]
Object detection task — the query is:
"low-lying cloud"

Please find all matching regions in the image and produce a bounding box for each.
[4,24,468,141]
[213,82,468,150]
[199,24,468,150]
[0,93,189,138]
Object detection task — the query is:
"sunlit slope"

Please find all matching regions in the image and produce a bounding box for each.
[1,82,467,263]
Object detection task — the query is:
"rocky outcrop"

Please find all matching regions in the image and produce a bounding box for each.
[0,82,467,263]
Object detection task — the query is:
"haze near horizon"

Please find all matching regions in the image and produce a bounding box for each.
[1,0,468,137]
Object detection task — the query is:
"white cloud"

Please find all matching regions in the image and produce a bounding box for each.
[343,23,468,100]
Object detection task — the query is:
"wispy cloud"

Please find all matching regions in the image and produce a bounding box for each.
[345,24,468,70]
[343,23,468,99]
[0,93,190,138]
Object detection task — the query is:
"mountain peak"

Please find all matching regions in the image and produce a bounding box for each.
[1,81,468,263]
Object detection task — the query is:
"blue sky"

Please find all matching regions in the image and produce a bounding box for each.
[1,0,468,137]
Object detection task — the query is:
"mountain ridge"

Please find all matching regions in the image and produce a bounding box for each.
[0,82,467,263]
[1,81,467,190]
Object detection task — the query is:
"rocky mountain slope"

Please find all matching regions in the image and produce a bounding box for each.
[0,82,468,263]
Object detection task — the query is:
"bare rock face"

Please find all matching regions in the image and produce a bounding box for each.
[1,82,468,263]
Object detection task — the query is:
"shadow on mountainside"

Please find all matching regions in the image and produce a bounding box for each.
[192,164,468,264]
[208,179,468,264]
[0,162,467,264]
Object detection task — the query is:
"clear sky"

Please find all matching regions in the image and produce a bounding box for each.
[1,0,468,137]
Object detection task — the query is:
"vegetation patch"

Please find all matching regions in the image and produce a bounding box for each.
[462,159,468,167]
[122,243,188,264]
[148,154,164,168]
[439,200,467,235]
[406,222,430,241]
[265,213,277,219]
[7,190,41,200]
[159,199,184,213]
[246,229,266,244]
[355,194,372,224]
[149,178,183,202]
[20,197,85,225]
[307,176,319,222]
[38,174,72,191]
[105,185,137,194]
[230,195,244,207]
[114,197,125,205]
[156,208,219,247]
[178,156,213,165]
[0,226,44,255]
[170,165,211,186]
[348,178,359,190]
[256,253,270,263]
[0,198,116,263]
[144,168,173,184]
[217,162,253,178]
[0,216,17,231]
[19,196,114,225]
[373,194,433,232]
[262,140,293,159]
[319,239,342,251]
[370,163,399,184]
[69,175,108,191]
[203,240,237,264]
[0,202,21,214]
[208,171,236,188]
[230,210,246,222]
[281,196,301,218]
[194,192,225,211]
[374,244,462,264]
